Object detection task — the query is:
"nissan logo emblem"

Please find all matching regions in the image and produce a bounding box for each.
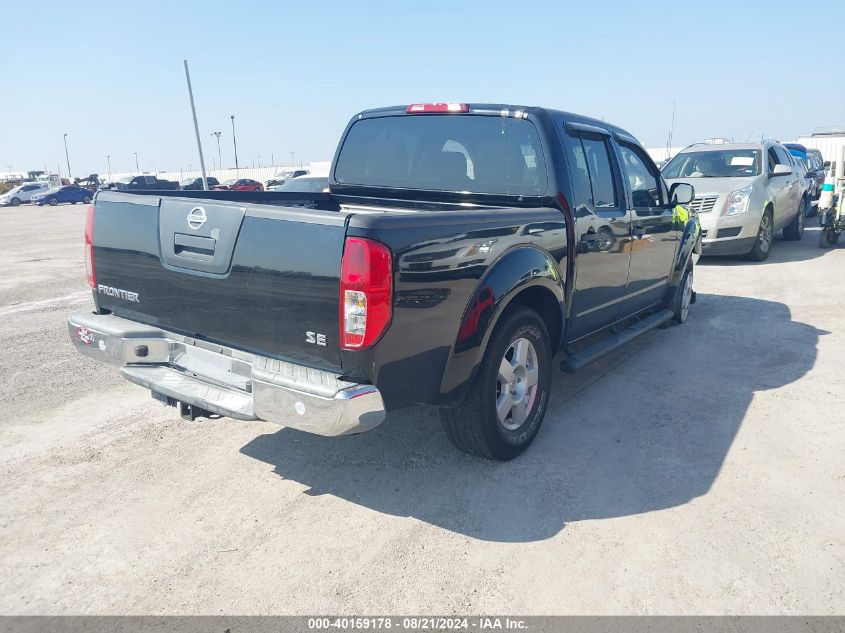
[187,206,207,230]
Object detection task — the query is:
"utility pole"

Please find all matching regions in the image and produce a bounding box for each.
[230,115,239,171]
[63,133,72,180]
[211,131,222,172]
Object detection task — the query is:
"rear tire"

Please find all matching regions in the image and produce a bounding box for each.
[10,197,21,206]
[745,210,773,261]
[783,199,805,241]
[82,195,91,204]
[440,306,552,461]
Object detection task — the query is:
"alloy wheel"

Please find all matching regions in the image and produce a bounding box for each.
[758,214,772,254]
[496,337,539,430]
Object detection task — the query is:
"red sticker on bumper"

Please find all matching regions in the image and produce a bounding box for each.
[76,326,96,345]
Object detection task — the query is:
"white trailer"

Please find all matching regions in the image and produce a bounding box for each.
[796,126,845,167]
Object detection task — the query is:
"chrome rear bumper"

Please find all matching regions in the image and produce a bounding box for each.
[67,313,385,436]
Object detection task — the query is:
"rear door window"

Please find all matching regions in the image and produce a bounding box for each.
[334,114,548,196]
[775,146,793,167]
[579,135,619,209]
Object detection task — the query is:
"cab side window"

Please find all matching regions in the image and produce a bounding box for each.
[767,148,780,173]
[580,135,619,210]
[618,143,663,209]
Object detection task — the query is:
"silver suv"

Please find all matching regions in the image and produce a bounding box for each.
[662,141,807,260]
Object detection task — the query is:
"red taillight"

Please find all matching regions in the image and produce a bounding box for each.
[84,204,96,289]
[406,102,468,114]
[340,237,393,349]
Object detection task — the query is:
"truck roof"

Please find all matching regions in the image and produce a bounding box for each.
[356,103,637,144]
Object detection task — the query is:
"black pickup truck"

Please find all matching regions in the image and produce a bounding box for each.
[69,102,699,460]
[106,174,180,191]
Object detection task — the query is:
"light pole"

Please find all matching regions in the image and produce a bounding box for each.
[211,131,222,172]
[258,155,261,168]
[290,151,294,168]
[63,133,72,180]
[107,155,112,181]
[230,115,239,171]
[134,152,139,174]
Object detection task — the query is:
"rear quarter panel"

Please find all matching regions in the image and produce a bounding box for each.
[343,208,568,408]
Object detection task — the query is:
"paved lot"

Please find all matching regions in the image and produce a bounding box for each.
[0,204,843,615]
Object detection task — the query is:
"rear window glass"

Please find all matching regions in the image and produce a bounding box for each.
[334,114,548,196]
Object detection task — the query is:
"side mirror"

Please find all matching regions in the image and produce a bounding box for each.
[669,182,695,206]
[770,164,792,177]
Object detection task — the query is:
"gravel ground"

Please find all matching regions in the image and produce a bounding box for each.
[0,204,842,615]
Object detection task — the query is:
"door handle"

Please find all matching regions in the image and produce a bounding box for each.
[580,231,599,243]
[632,225,645,238]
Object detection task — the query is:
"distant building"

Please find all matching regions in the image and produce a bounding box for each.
[795,126,845,165]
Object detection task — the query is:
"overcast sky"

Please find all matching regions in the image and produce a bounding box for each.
[2,0,843,178]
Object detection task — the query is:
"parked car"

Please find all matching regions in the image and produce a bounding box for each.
[275,176,329,193]
[106,175,180,191]
[0,182,49,206]
[790,156,817,206]
[68,102,700,461]
[785,143,823,200]
[266,170,308,190]
[213,178,264,192]
[180,176,220,190]
[31,185,95,206]
[805,148,826,199]
[663,141,806,260]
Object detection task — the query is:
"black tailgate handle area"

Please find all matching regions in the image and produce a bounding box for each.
[159,199,246,275]
[174,233,216,261]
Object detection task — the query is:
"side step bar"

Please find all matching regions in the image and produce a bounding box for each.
[560,309,674,373]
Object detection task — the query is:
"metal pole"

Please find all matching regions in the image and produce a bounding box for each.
[231,115,239,171]
[107,155,112,181]
[63,133,72,180]
[290,151,294,168]
[212,132,222,172]
[134,153,139,173]
[183,60,208,190]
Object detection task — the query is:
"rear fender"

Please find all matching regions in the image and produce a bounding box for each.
[440,246,565,399]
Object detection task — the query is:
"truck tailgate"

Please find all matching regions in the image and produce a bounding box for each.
[91,191,349,369]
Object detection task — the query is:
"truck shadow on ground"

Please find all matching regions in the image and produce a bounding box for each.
[240,294,825,542]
